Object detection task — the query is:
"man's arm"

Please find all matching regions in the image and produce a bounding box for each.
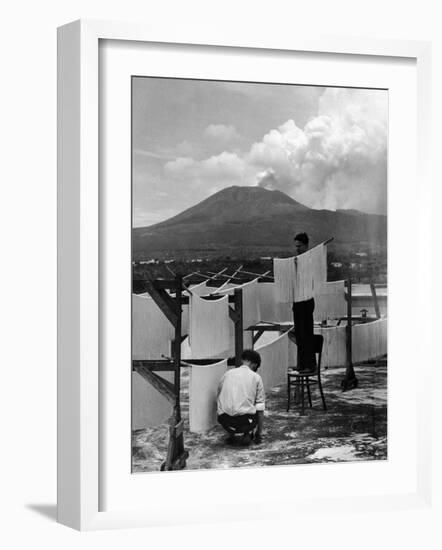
[216,372,226,399]
[256,410,264,437]
[255,377,265,437]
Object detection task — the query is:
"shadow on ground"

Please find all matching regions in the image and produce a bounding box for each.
[25,504,57,522]
[133,363,387,472]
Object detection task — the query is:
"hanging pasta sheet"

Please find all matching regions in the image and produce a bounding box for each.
[189,293,231,359]
[216,278,261,349]
[240,279,261,329]
[352,318,387,363]
[274,243,328,304]
[132,371,174,430]
[314,324,347,368]
[132,293,174,360]
[189,281,209,296]
[211,280,236,294]
[296,243,328,302]
[183,280,229,343]
[255,331,289,391]
[257,282,278,323]
[240,279,260,348]
[188,358,228,433]
[216,278,261,326]
[295,248,313,303]
[274,257,296,303]
[314,280,347,322]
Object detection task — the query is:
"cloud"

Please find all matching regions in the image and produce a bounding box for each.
[164,151,249,198]
[255,168,279,190]
[204,123,241,143]
[133,148,176,160]
[162,88,388,214]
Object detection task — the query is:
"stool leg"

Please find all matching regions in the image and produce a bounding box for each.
[294,379,299,405]
[301,376,305,415]
[306,378,312,408]
[287,375,290,411]
[318,374,327,410]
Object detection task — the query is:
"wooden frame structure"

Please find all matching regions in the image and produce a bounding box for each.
[132,275,245,469]
[242,274,383,391]
[132,274,187,470]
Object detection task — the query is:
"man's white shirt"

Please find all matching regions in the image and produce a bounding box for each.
[217,364,265,416]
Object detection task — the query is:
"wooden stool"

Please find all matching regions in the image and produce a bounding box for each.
[287,334,327,415]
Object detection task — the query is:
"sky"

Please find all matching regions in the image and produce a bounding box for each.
[132,78,388,227]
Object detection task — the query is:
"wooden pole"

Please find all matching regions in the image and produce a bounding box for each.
[346,278,352,367]
[224,264,244,285]
[341,278,358,390]
[234,288,244,367]
[194,267,228,281]
[236,269,273,280]
[165,264,176,277]
[370,282,381,319]
[174,274,182,417]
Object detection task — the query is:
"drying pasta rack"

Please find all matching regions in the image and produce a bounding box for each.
[132,274,246,470]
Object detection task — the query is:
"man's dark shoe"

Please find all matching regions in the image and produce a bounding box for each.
[239,433,252,447]
[225,434,237,445]
[253,434,263,445]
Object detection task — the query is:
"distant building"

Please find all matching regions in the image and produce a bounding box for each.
[355,252,368,257]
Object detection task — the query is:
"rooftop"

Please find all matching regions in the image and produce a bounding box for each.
[133,361,387,472]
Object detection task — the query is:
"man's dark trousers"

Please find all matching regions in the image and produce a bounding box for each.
[218,413,258,435]
[292,297,316,371]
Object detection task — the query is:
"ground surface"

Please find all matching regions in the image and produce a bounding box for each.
[132,363,387,472]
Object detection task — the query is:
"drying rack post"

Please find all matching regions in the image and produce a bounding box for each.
[222,287,244,367]
[132,274,189,471]
[341,278,358,391]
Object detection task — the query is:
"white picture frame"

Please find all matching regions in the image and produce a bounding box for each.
[57,19,432,531]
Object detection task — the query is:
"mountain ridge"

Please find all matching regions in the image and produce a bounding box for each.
[133,186,386,259]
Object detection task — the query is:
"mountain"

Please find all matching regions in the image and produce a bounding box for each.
[132,186,387,259]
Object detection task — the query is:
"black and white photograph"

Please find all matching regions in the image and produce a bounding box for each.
[5,0,439,542]
[131,77,388,473]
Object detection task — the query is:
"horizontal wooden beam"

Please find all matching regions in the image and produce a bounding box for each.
[143,281,179,326]
[181,358,225,366]
[193,268,228,282]
[133,278,180,290]
[135,366,176,403]
[133,360,176,372]
[246,323,293,332]
[153,279,180,290]
[330,316,379,323]
[237,269,273,281]
[351,295,387,303]
[206,271,249,282]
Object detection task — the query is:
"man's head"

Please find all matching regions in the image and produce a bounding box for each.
[241,349,261,372]
[294,232,309,255]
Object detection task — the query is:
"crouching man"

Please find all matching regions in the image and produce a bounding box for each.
[217,349,265,446]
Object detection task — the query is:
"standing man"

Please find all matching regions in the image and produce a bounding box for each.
[293,232,316,372]
[217,349,265,446]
